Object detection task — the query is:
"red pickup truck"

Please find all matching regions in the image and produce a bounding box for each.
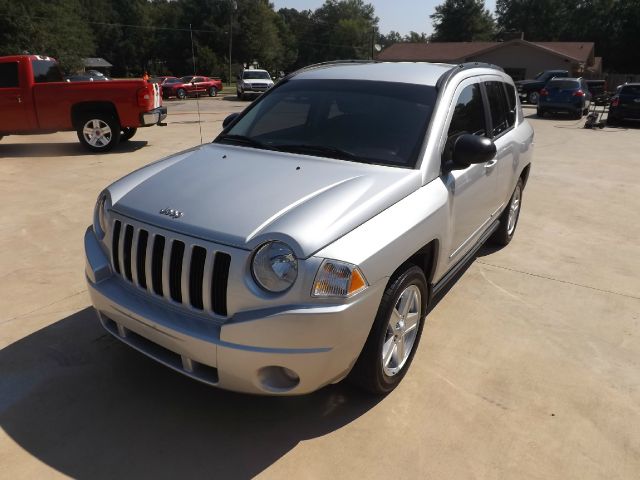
[0,55,167,152]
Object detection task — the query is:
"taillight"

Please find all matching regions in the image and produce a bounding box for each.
[540,88,549,96]
[573,90,585,97]
[611,97,619,107]
[137,86,152,108]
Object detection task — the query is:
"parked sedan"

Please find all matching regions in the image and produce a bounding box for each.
[607,83,640,125]
[537,78,592,118]
[163,76,223,99]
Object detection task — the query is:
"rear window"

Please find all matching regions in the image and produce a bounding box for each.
[0,62,19,88]
[32,60,64,83]
[547,80,579,89]
[620,85,640,96]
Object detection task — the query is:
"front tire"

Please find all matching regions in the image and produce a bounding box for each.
[492,178,523,246]
[349,265,428,395]
[76,114,121,152]
[528,91,539,105]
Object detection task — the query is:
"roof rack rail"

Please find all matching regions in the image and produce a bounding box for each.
[285,59,381,80]
[436,61,505,90]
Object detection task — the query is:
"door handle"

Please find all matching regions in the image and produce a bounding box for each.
[16,95,22,103]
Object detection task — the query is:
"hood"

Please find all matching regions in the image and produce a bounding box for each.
[110,144,421,258]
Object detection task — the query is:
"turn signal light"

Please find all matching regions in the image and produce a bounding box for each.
[611,97,620,107]
[312,260,368,297]
[573,90,585,97]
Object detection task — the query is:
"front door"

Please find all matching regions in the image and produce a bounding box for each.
[442,80,499,262]
[0,60,29,133]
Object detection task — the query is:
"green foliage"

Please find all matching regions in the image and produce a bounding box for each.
[431,0,496,41]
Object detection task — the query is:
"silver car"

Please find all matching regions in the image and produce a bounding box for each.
[85,61,533,395]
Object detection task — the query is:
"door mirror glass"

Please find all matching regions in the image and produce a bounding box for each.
[451,134,496,169]
[222,112,240,128]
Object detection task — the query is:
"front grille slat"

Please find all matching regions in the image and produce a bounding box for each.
[122,225,134,281]
[169,240,185,303]
[110,217,230,318]
[151,235,165,296]
[212,252,231,316]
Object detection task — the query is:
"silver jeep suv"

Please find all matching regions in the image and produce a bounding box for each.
[85,61,533,395]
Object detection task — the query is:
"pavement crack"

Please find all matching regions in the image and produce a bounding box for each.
[476,261,640,301]
[0,289,88,324]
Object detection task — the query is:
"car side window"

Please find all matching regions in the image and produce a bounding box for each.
[447,83,487,139]
[485,81,512,137]
[0,62,19,88]
[193,77,205,83]
[503,82,517,127]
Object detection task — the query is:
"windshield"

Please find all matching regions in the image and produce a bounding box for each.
[216,79,436,168]
[32,60,64,83]
[243,71,271,80]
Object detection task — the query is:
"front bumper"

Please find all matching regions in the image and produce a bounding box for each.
[85,227,384,395]
[140,106,168,126]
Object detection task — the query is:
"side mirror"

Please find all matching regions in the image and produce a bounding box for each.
[222,113,240,128]
[451,134,496,169]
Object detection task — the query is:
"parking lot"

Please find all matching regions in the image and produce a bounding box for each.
[1,97,639,479]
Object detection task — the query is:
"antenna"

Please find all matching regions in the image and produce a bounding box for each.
[190,24,204,145]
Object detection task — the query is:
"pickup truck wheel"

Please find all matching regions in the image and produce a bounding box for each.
[349,265,427,395]
[528,91,539,105]
[208,87,218,97]
[177,88,187,100]
[120,127,137,142]
[492,178,523,246]
[77,116,121,152]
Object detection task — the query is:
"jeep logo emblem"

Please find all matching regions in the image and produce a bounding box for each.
[159,207,184,219]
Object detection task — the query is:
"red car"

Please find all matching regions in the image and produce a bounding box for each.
[163,75,223,99]
[0,55,166,152]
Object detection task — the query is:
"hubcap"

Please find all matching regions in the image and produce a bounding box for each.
[530,92,539,104]
[507,185,521,235]
[82,119,112,148]
[382,285,421,377]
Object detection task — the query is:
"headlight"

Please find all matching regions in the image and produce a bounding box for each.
[93,192,111,240]
[312,259,368,297]
[252,241,298,293]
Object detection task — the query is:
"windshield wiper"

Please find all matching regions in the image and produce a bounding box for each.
[272,144,360,161]
[216,134,271,150]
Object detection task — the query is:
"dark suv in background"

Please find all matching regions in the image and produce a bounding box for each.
[537,78,592,118]
[607,83,640,125]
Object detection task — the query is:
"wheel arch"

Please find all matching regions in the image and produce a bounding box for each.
[71,102,120,129]
[520,163,531,188]
[388,239,439,296]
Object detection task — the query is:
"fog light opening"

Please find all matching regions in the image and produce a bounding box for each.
[257,366,300,392]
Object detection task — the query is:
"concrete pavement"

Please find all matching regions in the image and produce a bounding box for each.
[1,99,639,479]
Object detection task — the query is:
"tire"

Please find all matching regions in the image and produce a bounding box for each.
[607,116,619,127]
[492,178,524,246]
[349,265,428,395]
[528,91,539,105]
[573,109,582,119]
[536,108,545,117]
[177,88,187,100]
[208,87,218,97]
[120,127,137,142]
[76,114,121,152]
[240,92,246,101]
[236,89,242,99]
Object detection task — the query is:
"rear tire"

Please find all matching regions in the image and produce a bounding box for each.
[528,91,539,105]
[76,114,121,153]
[349,265,428,395]
[208,87,218,97]
[492,178,524,246]
[120,127,137,142]
[573,109,582,119]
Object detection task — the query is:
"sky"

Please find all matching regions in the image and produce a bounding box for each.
[272,0,497,36]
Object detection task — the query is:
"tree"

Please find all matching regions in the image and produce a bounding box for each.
[431,0,495,41]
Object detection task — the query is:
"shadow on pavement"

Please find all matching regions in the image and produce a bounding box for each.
[0,307,381,479]
[0,140,148,158]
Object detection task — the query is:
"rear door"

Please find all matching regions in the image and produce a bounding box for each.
[0,60,30,133]
[443,79,499,262]
[485,79,518,211]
